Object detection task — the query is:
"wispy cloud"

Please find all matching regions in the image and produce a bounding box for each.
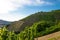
[0,0,53,14]
[0,0,53,21]
[0,0,18,14]
[0,13,27,21]
[12,0,53,6]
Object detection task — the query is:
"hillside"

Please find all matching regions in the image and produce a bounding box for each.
[35,31,60,40]
[0,10,60,40]
[7,10,60,32]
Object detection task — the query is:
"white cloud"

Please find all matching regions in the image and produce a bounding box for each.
[11,0,53,6]
[0,0,23,14]
[0,0,52,14]
[0,13,27,21]
[0,0,53,21]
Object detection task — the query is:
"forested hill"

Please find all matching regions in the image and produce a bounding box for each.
[7,10,60,32]
[0,20,11,28]
[0,20,10,25]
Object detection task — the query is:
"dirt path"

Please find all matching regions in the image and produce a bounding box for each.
[35,31,60,40]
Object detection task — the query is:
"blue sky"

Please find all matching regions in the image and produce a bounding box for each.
[0,0,60,21]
